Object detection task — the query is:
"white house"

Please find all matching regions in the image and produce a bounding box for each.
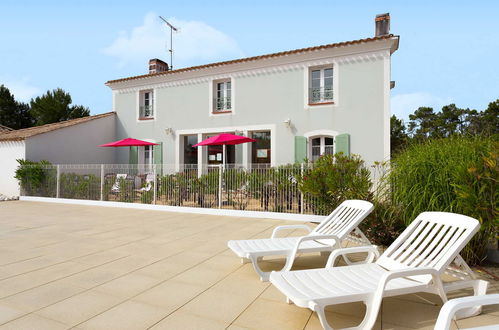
[106,13,398,175]
[0,112,115,196]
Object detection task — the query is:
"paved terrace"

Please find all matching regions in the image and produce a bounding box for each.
[0,201,497,330]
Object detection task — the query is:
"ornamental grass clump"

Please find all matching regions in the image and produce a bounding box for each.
[390,136,498,265]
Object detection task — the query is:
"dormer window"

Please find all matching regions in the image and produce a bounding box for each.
[213,80,231,113]
[139,90,154,119]
[309,67,333,105]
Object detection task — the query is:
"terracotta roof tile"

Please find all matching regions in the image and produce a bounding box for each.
[0,124,13,133]
[0,112,115,142]
[106,34,398,85]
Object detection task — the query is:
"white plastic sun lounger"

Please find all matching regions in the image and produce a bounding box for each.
[228,200,374,281]
[435,294,499,330]
[270,212,489,330]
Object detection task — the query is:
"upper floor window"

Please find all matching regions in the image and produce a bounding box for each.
[310,136,334,161]
[309,67,333,105]
[213,80,231,113]
[139,90,154,119]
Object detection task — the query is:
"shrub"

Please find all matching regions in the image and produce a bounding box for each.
[298,153,372,215]
[59,173,100,200]
[389,136,498,265]
[140,190,154,204]
[14,159,56,197]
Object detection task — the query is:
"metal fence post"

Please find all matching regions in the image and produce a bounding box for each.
[100,164,104,201]
[56,165,60,198]
[300,163,304,214]
[218,164,222,209]
[153,165,157,205]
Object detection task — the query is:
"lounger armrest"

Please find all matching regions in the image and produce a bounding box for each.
[360,267,444,330]
[435,294,499,330]
[271,225,312,238]
[376,267,442,301]
[283,234,341,272]
[325,245,380,268]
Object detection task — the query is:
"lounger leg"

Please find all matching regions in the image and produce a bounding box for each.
[249,255,270,281]
[314,304,333,330]
[454,280,489,319]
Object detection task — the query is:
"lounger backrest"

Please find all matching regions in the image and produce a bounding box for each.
[376,212,480,282]
[112,174,127,191]
[310,200,374,239]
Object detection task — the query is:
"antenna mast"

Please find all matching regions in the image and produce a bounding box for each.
[159,16,178,70]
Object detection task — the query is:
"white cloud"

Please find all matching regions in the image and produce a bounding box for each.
[102,13,244,68]
[391,92,452,121]
[0,77,41,103]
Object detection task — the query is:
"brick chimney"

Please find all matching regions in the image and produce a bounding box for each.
[375,13,390,37]
[149,58,169,74]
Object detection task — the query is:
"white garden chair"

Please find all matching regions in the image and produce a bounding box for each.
[111,174,127,193]
[435,294,499,330]
[228,200,374,281]
[270,212,489,330]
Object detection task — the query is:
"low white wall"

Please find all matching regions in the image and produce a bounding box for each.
[20,196,325,222]
[0,140,25,197]
[25,114,116,164]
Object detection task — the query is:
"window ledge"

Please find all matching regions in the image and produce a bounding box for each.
[138,117,155,121]
[211,110,232,115]
[308,101,334,106]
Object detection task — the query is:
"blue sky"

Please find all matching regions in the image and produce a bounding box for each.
[1,0,498,121]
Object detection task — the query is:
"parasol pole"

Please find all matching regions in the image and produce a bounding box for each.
[222,144,226,171]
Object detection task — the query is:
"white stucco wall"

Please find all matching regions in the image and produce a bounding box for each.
[0,140,25,197]
[25,114,116,164]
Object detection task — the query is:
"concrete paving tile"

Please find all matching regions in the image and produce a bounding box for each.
[92,272,162,299]
[149,310,228,329]
[180,289,261,323]
[0,303,26,325]
[0,313,69,330]
[0,280,85,312]
[133,280,206,310]
[36,290,123,327]
[303,311,381,330]
[77,300,169,330]
[233,297,311,329]
[0,261,88,298]
[456,313,499,329]
[382,297,442,329]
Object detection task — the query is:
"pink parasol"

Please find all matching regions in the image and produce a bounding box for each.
[193,133,256,168]
[98,138,159,147]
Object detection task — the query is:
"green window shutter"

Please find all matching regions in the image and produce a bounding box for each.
[153,142,163,175]
[294,136,307,163]
[129,146,138,164]
[335,133,350,156]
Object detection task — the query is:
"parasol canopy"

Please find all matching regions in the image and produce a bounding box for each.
[98,138,159,147]
[193,133,256,168]
[193,133,255,147]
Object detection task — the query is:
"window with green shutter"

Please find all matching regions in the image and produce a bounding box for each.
[335,133,350,156]
[294,136,307,163]
[129,146,138,165]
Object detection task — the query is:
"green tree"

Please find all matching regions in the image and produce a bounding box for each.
[479,99,499,136]
[0,85,34,129]
[30,88,90,126]
[390,115,408,154]
[438,103,466,136]
[408,106,438,139]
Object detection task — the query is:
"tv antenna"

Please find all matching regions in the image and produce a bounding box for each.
[159,16,178,70]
